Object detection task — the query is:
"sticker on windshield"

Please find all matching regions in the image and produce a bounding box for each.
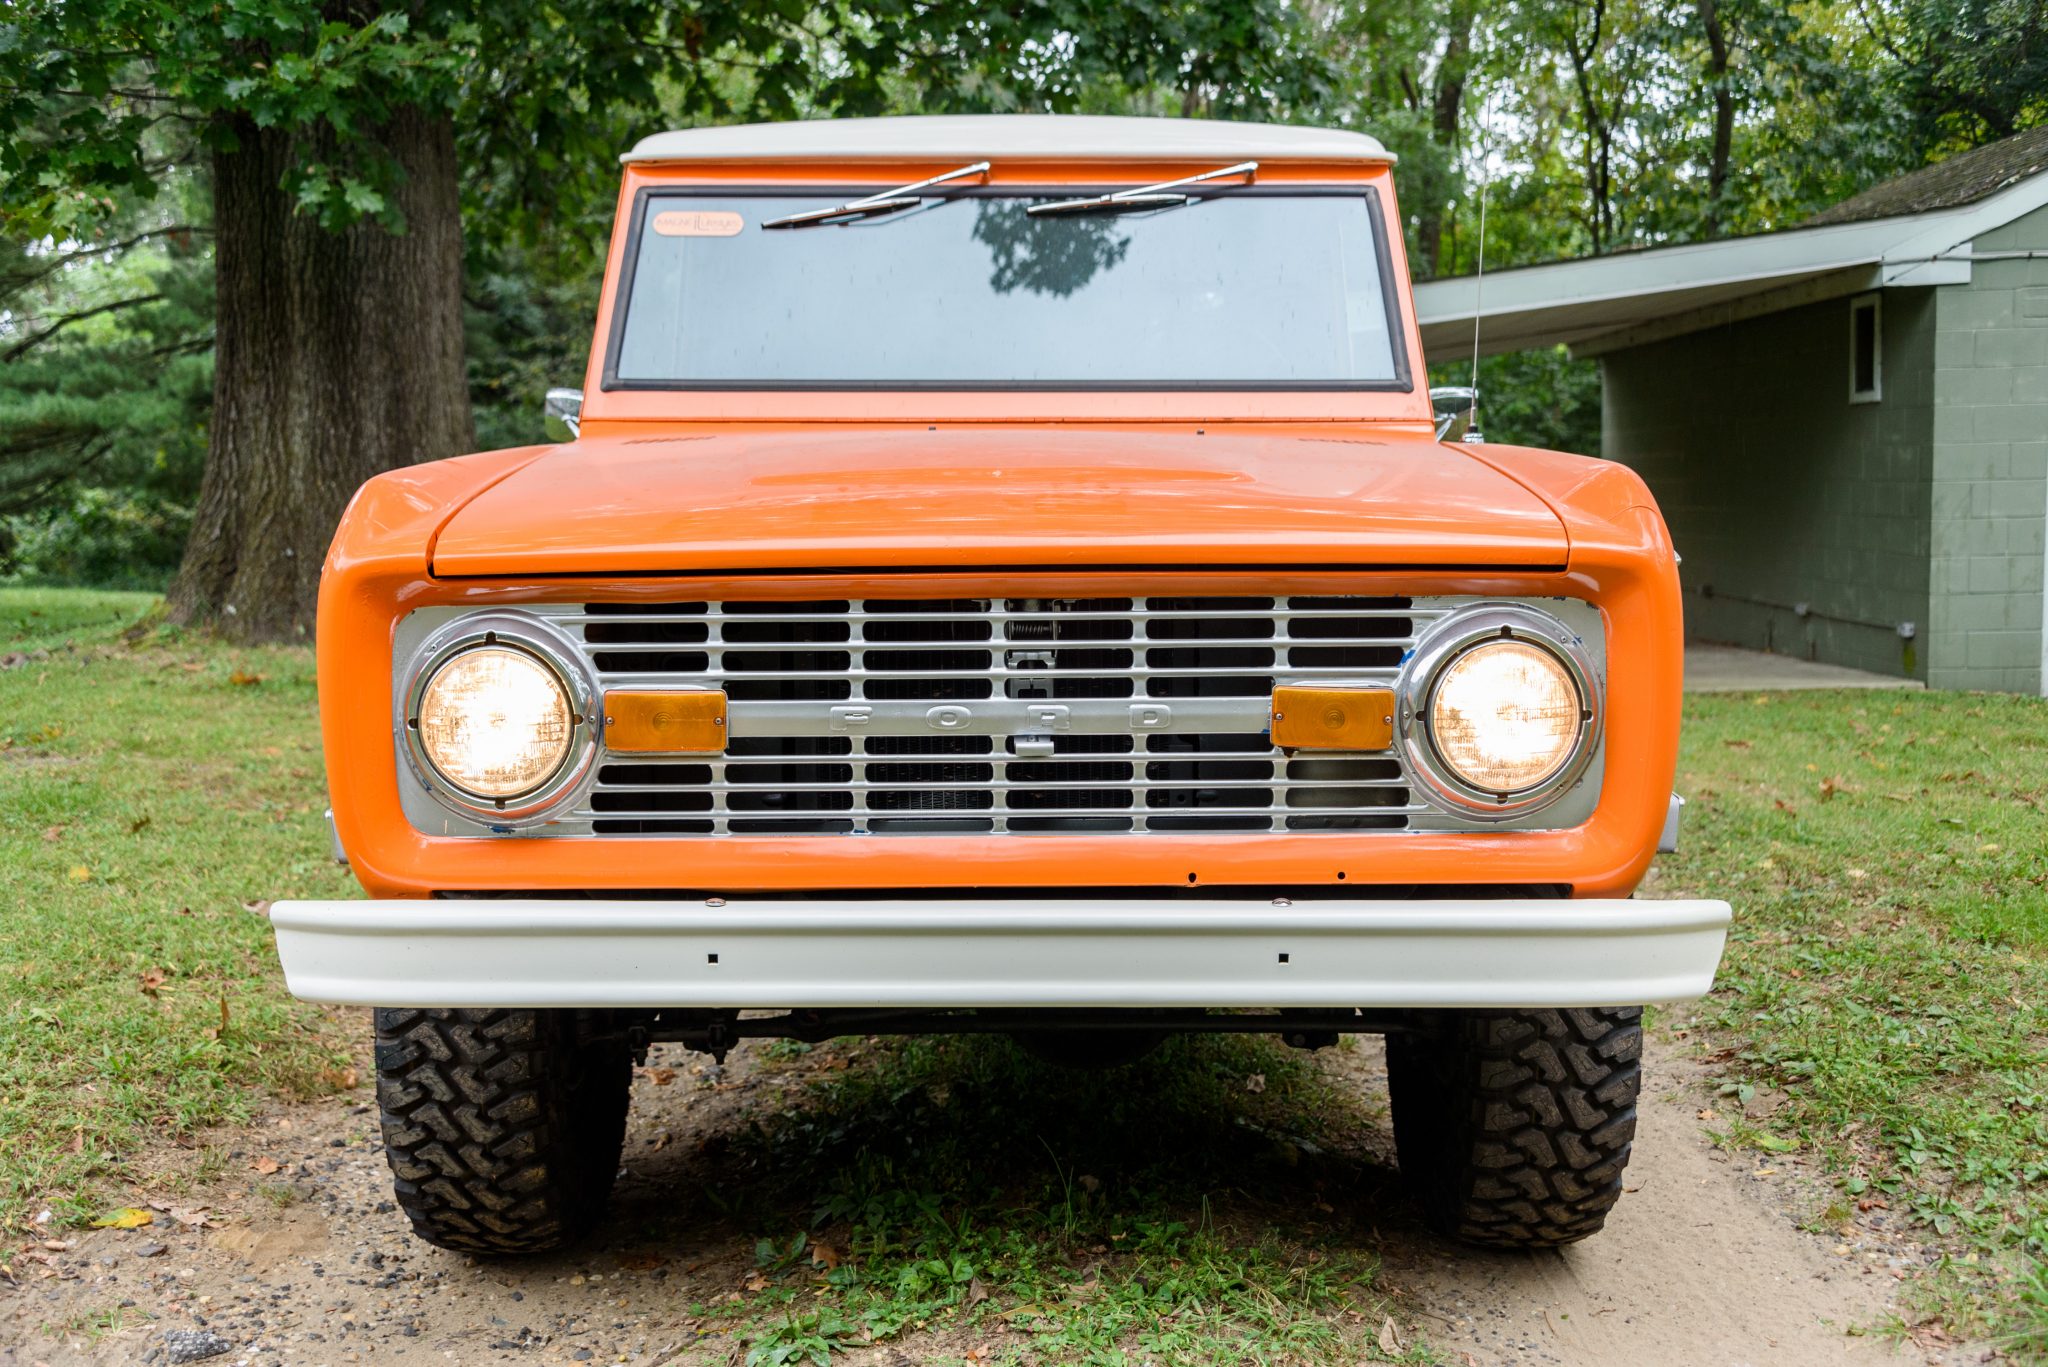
[652,210,743,238]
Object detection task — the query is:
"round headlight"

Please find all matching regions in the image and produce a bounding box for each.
[415,646,573,799]
[1428,638,1585,794]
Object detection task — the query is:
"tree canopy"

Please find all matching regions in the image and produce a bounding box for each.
[2,0,2043,603]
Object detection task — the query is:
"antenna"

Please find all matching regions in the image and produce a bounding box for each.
[1466,93,1491,442]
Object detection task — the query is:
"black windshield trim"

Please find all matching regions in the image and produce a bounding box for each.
[599,184,1413,394]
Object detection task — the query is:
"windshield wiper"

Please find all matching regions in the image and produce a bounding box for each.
[761,161,992,230]
[1026,160,1258,217]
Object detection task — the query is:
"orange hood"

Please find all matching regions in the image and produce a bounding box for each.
[427,427,1568,577]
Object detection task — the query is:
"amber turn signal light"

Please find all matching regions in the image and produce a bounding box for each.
[1270,686,1395,751]
[603,689,727,753]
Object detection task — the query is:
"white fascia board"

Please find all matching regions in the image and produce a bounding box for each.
[1414,216,1912,330]
[1878,169,2048,267]
[1416,174,2048,339]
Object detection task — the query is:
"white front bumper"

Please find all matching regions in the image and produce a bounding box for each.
[271,897,1730,1010]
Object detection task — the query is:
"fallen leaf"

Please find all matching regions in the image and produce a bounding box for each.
[39,1240,72,1252]
[250,1156,281,1175]
[1722,738,1752,750]
[321,1065,358,1091]
[41,826,64,842]
[809,1242,842,1271]
[639,1066,677,1086]
[68,865,92,883]
[1244,1072,1267,1094]
[228,669,265,687]
[90,1208,153,1230]
[241,899,272,918]
[743,1272,768,1292]
[128,815,151,835]
[139,969,165,997]
[966,1276,990,1305]
[1846,868,1869,881]
[1819,776,1846,801]
[1379,1315,1403,1354]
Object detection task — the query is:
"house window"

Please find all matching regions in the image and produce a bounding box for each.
[1849,294,1882,403]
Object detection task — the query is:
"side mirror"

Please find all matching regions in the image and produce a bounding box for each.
[1429,386,1479,443]
[543,387,583,441]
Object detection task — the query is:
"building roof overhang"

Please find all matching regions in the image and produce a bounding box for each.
[1415,166,2048,359]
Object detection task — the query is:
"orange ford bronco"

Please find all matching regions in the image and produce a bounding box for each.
[273,114,1730,1255]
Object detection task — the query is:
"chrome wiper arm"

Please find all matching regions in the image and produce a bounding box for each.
[760,161,992,230]
[1026,160,1258,217]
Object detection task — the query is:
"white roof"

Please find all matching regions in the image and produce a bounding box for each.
[624,115,1391,165]
[1414,161,2048,358]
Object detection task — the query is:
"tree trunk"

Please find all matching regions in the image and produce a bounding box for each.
[1415,0,1476,278]
[170,106,472,641]
[1700,0,1734,237]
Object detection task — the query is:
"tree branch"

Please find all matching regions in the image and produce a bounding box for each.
[4,226,212,293]
[1,294,164,364]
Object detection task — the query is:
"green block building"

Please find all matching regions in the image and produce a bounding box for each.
[1416,127,2048,694]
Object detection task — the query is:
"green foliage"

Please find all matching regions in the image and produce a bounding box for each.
[1429,346,1603,456]
[1880,0,2048,150]
[0,205,212,582]
[2,487,193,589]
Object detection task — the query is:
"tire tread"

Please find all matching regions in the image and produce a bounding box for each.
[1389,1006,1642,1249]
[372,1008,629,1255]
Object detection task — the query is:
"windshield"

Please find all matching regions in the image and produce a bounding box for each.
[606,191,1407,389]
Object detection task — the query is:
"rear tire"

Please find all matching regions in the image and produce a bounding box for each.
[372,1008,632,1254]
[1386,1007,1641,1249]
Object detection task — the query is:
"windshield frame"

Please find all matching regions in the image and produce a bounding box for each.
[597,182,1413,394]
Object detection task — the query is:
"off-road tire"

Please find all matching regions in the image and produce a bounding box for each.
[372,1008,632,1255]
[1386,1007,1641,1249]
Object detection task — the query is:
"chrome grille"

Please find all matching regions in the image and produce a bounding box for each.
[541,596,1447,836]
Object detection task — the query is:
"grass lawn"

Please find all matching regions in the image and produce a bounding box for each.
[4,585,2046,1356]
[0,588,357,1228]
[1662,687,2048,1353]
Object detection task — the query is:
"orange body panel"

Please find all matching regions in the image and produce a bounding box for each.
[429,426,1568,577]
[317,151,1685,903]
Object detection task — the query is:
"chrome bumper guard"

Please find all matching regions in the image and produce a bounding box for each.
[272,897,1731,1010]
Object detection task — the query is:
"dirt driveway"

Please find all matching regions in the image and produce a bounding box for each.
[5,1030,1967,1367]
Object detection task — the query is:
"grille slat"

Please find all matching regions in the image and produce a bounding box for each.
[563,595,1428,837]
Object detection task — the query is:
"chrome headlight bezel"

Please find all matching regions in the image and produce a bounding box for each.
[397,612,602,827]
[1396,603,1603,820]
